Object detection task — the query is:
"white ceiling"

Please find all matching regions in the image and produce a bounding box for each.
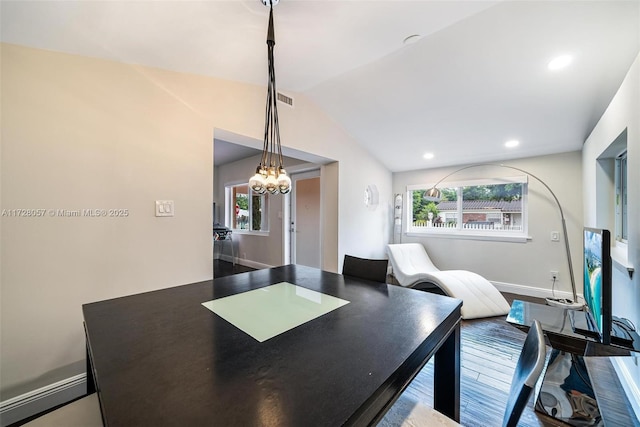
[2,1,639,171]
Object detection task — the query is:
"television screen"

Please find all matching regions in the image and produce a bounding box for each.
[583,227,612,344]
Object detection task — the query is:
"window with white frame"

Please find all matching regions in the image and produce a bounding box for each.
[615,150,628,243]
[226,184,268,232]
[407,177,527,237]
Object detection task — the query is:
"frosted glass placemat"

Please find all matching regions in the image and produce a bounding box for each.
[202,282,350,342]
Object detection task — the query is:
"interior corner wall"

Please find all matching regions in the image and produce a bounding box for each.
[335,156,393,266]
[582,52,640,412]
[583,52,639,324]
[0,43,392,403]
[285,98,393,269]
[392,151,584,295]
[321,161,340,273]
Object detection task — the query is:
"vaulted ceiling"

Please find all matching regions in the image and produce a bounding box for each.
[2,1,638,171]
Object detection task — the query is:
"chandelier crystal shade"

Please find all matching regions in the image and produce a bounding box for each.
[249,0,291,195]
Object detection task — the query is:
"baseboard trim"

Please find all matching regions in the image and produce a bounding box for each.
[491,280,581,302]
[218,254,273,270]
[612,357,640,422]
[0,374,87,427]
[236,258,273,270]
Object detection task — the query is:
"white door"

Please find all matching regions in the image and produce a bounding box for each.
[290,170,321,268]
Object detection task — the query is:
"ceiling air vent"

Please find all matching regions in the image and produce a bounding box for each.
[277,92,294,107]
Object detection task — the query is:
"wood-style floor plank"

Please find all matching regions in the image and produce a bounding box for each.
[378,295,564,427]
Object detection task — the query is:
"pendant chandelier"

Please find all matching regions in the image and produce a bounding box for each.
[249,0,291,195]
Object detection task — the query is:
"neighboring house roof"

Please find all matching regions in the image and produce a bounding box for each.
[435,200,522,212]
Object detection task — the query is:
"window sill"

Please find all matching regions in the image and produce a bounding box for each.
[611,243,634,279]
[231,230,270,237]
[406,230,531,243]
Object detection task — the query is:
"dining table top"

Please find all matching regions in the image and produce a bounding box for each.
[83,264,462,426]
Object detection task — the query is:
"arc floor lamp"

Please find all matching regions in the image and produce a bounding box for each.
[424,163,581,309]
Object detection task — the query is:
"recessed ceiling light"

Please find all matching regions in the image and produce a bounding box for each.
[423,152,434,160]
[403,34,422,45]
[505,140,519,148]
[548,55,572,71]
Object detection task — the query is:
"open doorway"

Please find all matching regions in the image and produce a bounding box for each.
[213,129,335,273]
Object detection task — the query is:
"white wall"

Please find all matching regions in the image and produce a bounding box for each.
[287,97,394,266]
[583,53,640,412]
[0,43,392,401]
[393,151,584,298]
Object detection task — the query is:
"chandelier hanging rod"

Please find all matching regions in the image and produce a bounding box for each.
[249,0,290,195]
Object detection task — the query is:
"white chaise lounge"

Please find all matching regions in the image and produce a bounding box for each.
[387,243,510,319]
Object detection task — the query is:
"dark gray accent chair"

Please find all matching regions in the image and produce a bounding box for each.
[342,254,388,283]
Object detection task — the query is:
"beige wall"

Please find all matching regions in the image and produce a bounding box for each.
[0,43,392,399]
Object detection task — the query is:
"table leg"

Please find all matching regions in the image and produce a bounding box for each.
[434,322,461,422]
[229,235,235,266]
[86,342,96,395]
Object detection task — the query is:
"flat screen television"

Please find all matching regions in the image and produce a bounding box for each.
[582,227,612,344]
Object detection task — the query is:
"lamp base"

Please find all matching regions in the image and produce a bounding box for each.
[545,297,583,310]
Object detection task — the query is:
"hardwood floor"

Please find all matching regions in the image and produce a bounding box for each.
[213,259,256,277]
[378,305,563,427]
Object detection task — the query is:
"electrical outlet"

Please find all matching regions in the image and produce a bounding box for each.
[550,270,559,281]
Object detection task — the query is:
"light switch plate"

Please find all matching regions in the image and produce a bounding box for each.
[156,200,174,217]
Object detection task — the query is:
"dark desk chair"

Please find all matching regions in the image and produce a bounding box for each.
[502,319,547,427]
[342,254,388,283]
[379,319,547,427]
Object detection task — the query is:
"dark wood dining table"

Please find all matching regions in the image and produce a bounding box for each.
[83,264,462,426]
